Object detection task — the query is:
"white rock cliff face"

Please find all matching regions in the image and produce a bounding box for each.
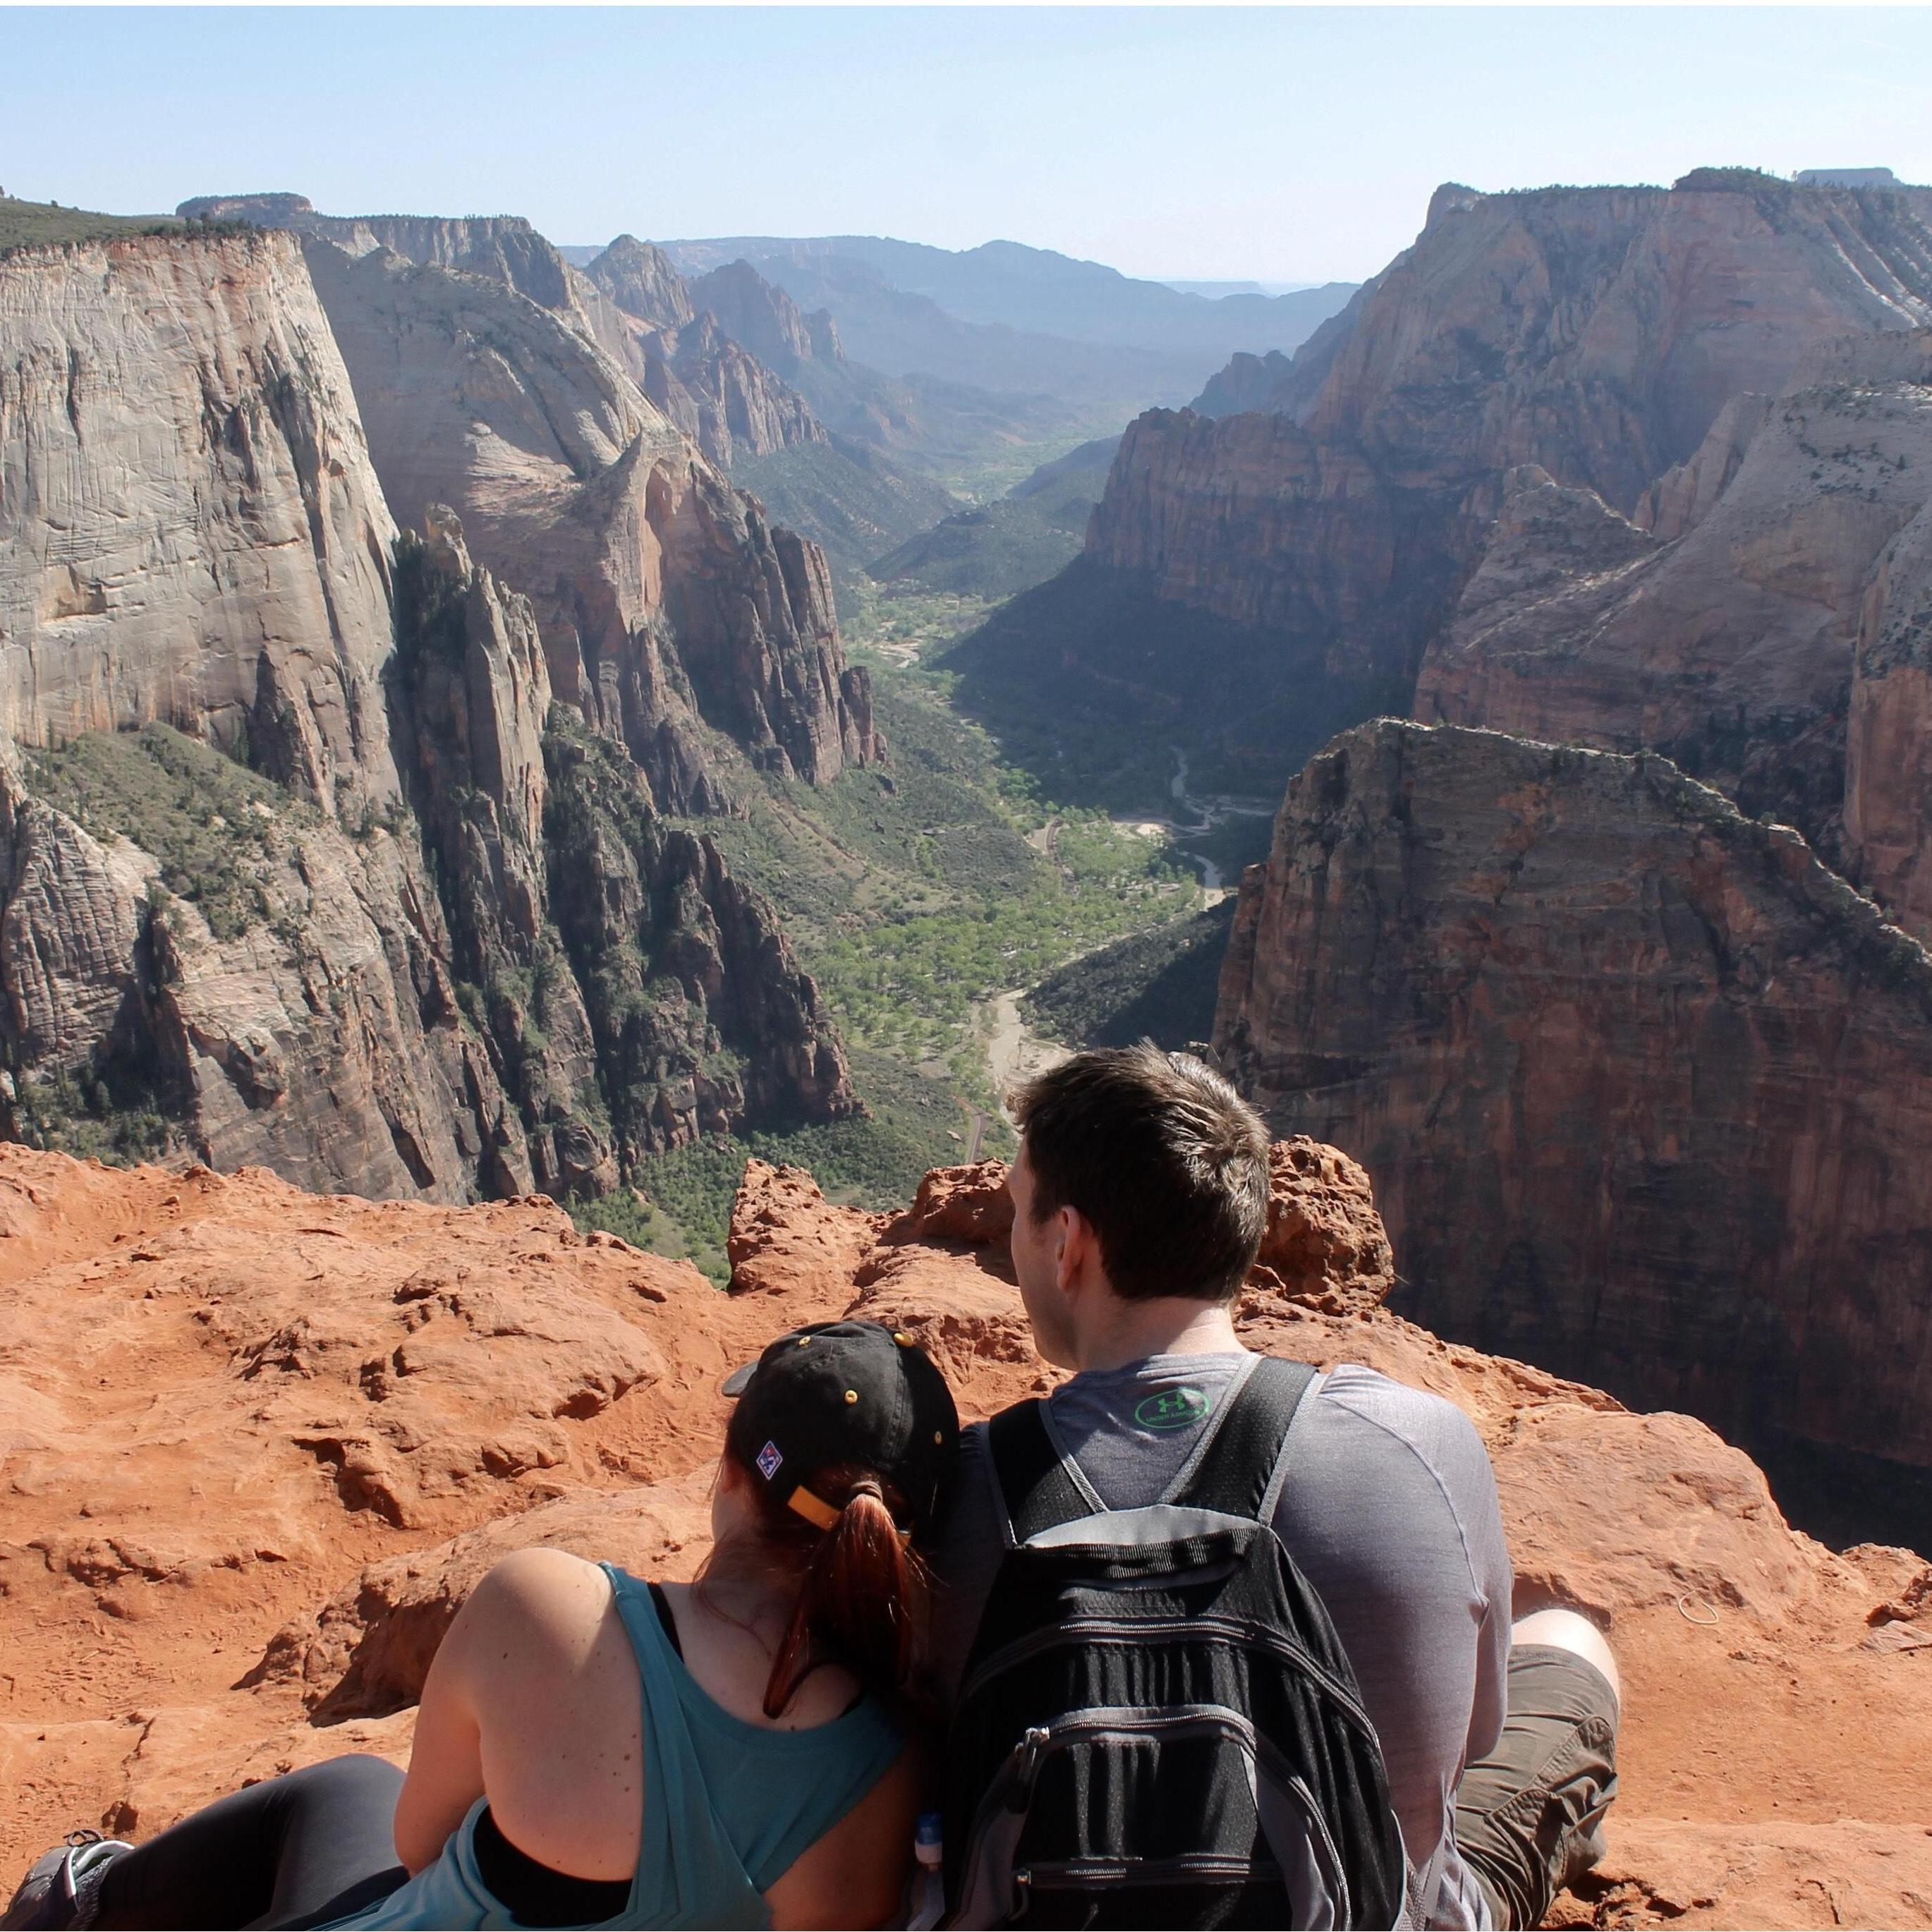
[0,230,857,1198]
[0,231,401,815]
[301,235,877,813]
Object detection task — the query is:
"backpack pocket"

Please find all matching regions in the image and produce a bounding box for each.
[952,1703,1349,1928]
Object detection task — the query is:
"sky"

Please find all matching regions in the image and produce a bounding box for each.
[6,6,1932,284]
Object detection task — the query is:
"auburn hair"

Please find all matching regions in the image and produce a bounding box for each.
[706,1456,930,1720]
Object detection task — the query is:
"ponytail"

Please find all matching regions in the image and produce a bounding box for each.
[763,1475,922,1718]
[701,1454,927,1720]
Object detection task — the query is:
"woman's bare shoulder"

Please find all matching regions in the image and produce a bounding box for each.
[448,1548,616,1662]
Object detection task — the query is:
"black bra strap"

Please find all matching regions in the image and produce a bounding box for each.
[646,1580,684,1659]
[472,1808,631,1927]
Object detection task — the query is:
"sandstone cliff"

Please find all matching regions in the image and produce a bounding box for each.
[582,236,832,469]
[1212,717,1932,1483]
[1416,330,1932,916]
[632,310,828,468]
[686,259,844,375]
[1063,174,1932,785]
[1,1145,1926,1928]
[300,236,878,809]
[0,231,400,816]
[581,234,693,332]
[0,229,859,1196]
[178,203,837,481]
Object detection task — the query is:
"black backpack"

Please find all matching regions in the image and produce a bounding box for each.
[941,1357,1414,1930]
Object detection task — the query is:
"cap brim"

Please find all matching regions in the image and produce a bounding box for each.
[721,1361,758,1397]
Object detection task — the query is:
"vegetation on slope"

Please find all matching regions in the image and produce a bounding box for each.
[26,724,318,941]
[729,439,960,592]
[944,557,1411,813]
[590,587,1205,1277]
[869,497,1086,601]
[866,432,1113,601]
[1022,901,1238,1054]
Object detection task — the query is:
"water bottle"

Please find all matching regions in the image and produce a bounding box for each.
[906,1810,945,1928]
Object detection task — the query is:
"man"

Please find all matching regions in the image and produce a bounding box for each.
[929,1045,1620,1930]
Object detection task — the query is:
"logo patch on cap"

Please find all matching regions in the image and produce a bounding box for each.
[756,1440,784,1481]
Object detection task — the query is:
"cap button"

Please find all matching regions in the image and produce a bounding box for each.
[844,1388,859,1404]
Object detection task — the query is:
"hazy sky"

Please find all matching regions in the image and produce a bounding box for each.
[7,6,1932,284]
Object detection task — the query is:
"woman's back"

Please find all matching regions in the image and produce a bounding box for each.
[331,1548,917,1930]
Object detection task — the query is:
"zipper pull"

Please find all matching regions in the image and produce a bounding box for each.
[1015,1725,1051,1794]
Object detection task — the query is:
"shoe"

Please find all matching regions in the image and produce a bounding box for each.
[1,1833,130,1931]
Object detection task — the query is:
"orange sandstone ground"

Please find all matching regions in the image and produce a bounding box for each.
[0,1144,1927,1928]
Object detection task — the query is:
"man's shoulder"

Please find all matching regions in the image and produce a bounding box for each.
[1285,1360,1505,1554]
[1303,1360,1492,1457]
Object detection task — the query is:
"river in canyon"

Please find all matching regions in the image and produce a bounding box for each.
[1110,747,1275,896]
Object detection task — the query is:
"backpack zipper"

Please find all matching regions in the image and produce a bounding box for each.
[1016,1854,1285,1888]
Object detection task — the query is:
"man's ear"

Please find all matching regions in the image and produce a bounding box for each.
[1055,1203,1096,1294]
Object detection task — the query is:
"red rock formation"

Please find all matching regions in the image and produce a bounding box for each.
[2,1143,1926,1927]
[1248,1138,1396,1316]
[1074,176,1932,774]
[1845,429,1932,944]
[1213,717,1932,1480]
[1418,331,1932,860]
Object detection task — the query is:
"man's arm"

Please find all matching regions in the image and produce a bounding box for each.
[923,1423,1008,1703]
[1463,1459,1514,1770]
[1268,1367,1514,1881]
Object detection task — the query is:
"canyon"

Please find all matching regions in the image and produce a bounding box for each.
[6,161,1932,1928]
[1418,327,1932,905]
[1,1143,1927,1928]
[946,173,1932,1528]
[956,171,1932,803]
[174,195,965,576]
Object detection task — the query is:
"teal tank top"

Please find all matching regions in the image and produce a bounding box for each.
[321,1563,906,1930]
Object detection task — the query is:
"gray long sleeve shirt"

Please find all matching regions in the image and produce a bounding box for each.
[926,1350,1514,1928]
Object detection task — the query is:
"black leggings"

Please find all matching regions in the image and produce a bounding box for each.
[94,1756,406,1931]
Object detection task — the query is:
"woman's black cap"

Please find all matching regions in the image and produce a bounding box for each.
[722,1320,960,1534]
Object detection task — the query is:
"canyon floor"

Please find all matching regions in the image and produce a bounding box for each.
[0,1144,1927,1928]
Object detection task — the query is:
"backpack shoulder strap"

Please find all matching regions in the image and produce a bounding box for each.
[987,1399,1100,1544]
[1169,1356,1320,1521]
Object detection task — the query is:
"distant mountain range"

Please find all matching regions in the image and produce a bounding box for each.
[654,233,1353,418]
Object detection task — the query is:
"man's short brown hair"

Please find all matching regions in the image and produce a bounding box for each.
[1011,1043,1270,1303]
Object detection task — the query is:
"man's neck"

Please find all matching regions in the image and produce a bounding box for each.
[1069,1293,1244,1375]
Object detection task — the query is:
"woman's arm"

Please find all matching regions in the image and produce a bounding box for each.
[392,1548,640,1880]
[391,1586,490,1873]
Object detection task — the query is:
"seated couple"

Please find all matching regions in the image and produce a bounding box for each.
[6,1046,1620,1932]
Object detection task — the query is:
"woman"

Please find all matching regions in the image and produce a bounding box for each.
[5,1320,959,1932]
